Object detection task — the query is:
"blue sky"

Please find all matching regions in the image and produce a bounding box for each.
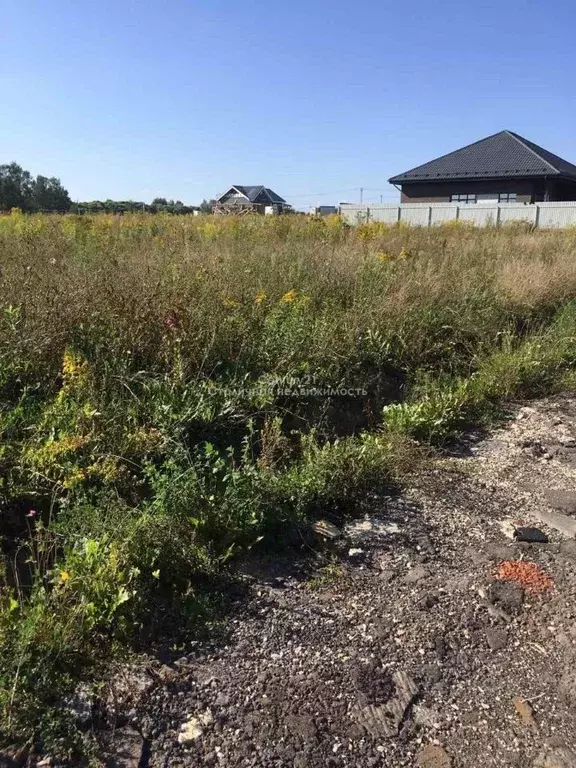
[2,0,576,208]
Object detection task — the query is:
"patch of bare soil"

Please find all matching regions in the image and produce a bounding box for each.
[101,395,576,767]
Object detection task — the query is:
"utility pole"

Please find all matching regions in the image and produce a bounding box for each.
[360,187,363,204]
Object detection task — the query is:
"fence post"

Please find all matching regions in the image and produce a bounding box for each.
[428,206,432,227]
[366,206,371,222]
[495,205,501,227]
[534,205,540,228]
[455,205,460,220]
[397,206,401,223]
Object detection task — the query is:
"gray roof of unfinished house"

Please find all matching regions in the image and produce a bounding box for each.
[389,131,576,184]
[225,186,287,203]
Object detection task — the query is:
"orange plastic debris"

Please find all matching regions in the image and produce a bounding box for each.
[497,561,553,594]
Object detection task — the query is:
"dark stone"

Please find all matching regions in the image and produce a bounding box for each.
[434,635,447,660]
[417,593,439,611]
[514,526,549,544]
[486,627,508,651]
[489,579,524,612]
[285,714,318,744]
[351,663,393,707]
[101,727,144,767]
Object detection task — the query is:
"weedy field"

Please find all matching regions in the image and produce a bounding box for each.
[3,210,576,756]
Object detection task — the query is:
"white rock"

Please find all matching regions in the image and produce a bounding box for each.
[348,548,364,557]
[498,519,517,540]
[178,710,213,745]
[345,515,401,540]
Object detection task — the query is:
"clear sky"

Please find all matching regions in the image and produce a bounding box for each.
[2,0,576,208]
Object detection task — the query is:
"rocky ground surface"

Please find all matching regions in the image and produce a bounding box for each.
[10,394,576,768]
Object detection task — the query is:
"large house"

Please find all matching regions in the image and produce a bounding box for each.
[389,131,576,204]
[214,185,291,214]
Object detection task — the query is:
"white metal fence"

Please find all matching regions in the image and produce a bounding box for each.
[339,202,576,228]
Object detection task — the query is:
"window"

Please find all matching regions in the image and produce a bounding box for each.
[451,193,477,203]
[498,192,517,203]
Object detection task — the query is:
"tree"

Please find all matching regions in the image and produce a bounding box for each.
[0,163,34,210]
[32,175,71,212]
[0,163,71,212]
[199,198,215,214]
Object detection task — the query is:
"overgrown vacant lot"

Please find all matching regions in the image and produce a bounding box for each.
[3,211,576,756]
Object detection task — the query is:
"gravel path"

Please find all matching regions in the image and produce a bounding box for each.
[104,395,576,768]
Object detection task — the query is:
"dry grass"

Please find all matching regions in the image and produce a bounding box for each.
[2,213,576,385]
[2,212,576,752]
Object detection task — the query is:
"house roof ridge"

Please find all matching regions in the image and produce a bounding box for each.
[504,131,559,175]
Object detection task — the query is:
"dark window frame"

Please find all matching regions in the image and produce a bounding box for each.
[451,193,477,204]
[498,192,517,203]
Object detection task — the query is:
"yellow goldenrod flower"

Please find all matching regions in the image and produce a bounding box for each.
[376,252,393,263]
[398,247,411,259]
[255,292,267,304]
[221,295,240,309]
[281,289,298,303]
[62,348,88,384]
[60,570,70,583]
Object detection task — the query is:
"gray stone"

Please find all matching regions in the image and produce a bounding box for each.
[102,728,144,768]
[534,747,576,768]
[403,565,429,584]
[413,704,440,728]
[416,744,452,768]
[485,544,516,562]
[560,540,576,557]
[529,508,576,539]
[379,569,395,583]
[545,489,576,514]
[285,714,318,744]
[559,666,576,709]
[486,627,508,650]
[420,664,443,685]
[352,670,418,738]
[215,692,231,707]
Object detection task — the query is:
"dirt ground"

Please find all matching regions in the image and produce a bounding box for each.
[31,394,576,767]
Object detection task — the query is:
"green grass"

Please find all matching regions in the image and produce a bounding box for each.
[2,210,576,757]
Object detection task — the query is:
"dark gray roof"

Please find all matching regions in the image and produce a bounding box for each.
[220,185,287,204]
[389,131,576,184]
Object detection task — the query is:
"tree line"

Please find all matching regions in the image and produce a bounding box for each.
[0,163,204,214]
[71,198,200,214]
[0,163,71,212]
